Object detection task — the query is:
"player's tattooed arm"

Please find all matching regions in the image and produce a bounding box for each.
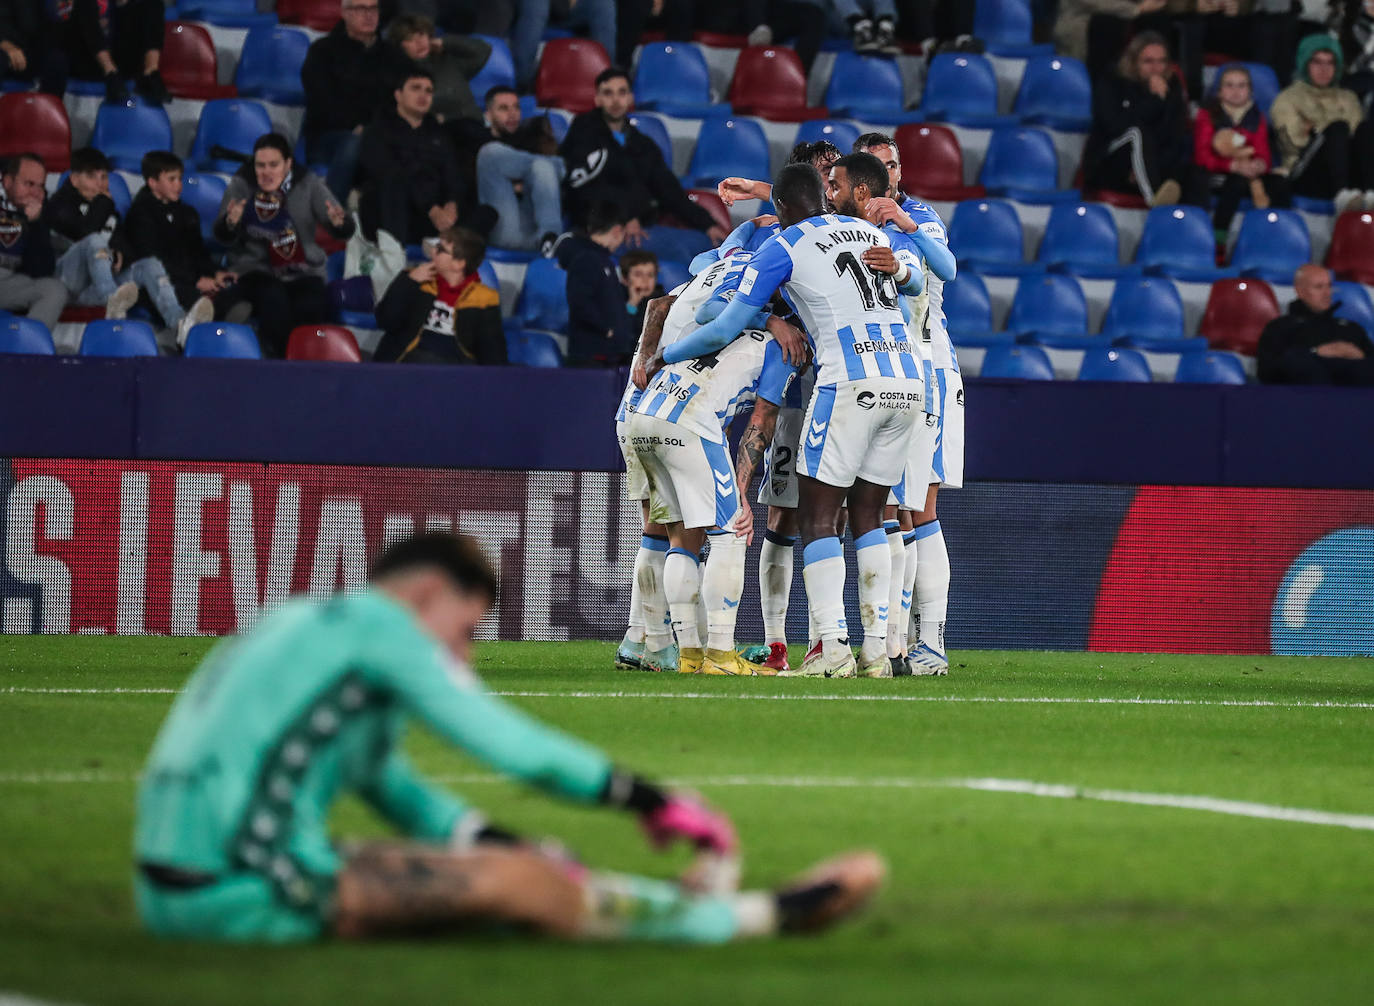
[730,402,781,544]
[631,294,677,390]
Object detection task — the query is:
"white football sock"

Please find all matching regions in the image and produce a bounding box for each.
[802,537,848,642]
[638,536,673,651]
[665,547,703,649]
[901,528,918,652]
[703,531,747,651]
[624,540,650,645]
[758,529,795,646]
[853,527,890,659]
[883,520,905,657]
[914,520,949,652]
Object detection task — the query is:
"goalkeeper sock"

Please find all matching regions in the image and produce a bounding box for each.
[703,530,746,651]
[901,528,918,652]
[664,547,702,649]
[914,520,949,652]
[853,528,890,657]
[638,535,673,651]
[802,537,847,642]
[883,520,905,657]
[758,529,795,646]
[578,870,744,943]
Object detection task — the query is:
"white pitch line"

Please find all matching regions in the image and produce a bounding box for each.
[3,769,1373,833]
[4,686,1374,711]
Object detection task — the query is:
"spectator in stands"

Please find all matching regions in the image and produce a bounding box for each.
[112,0,170,104]
[1334,0,1374,102]
[1054,0,1169,81]
[0,153,68,331]
[555,200,636,367]
[1194,64,1291,241]
[358,68,496,250]
[386,14,490,124]
[453,85,565,254]
[1257,263,1374,385]
[302,0,399,202]
[561,67,726,262]
[213,133,356,357]
[0,0,59,94]
[1082,31,1207,207]
[123,151,231,348]
[615,0,694,66]
[50,0,126,103]
[620,249,664,337]
[389,0,516,37]
[510,0,616,90]
[1269,33,1374,212]
[835,0,901,53]
[373,225,505,363]
[741,1,828,71]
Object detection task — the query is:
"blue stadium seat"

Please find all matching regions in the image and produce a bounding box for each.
[235,26,311,104]
[514,258,569,332]
[107,172,132,216]
[1231,209,1311,284]
[918,53,1016,128]
[545,108,571,144]
[974,0,1053,57]
[183,322,262,359]
[188,99,274,173]
[823,53,917,123]
[683,118,771,188]
[515,329,564,367]
[1333,280,1374,334]
[1013,55,1092,132]
[634,42,728,118]
[79,319,159,357]
[1136,206,1236,282]
[1037,202,1135,278]
[1077,346,1151,382]
[980,343,1054,379]
[629,113,674,168]
[1174,350,1247,384]
[1204,61,1280,114]
[90,99,173,172]
[979,127,1076,204]
[469,35,516,104]
[177,0,276,28]
[942,273,1014,348]
[795,119,861,153]
[1100,276,1192,350]
[0,315,55,355]
[948,199,1042,276]
[657,258,692,292]
[477,260,500,293]
[1006,273,1096,348]
[181,172,228,243]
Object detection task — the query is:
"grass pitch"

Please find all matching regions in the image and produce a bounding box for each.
[2,637,1373,1006]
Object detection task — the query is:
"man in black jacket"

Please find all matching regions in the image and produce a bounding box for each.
[0,153,69,330]
[1257,264,1374,385]
[555,201,636,367]
[560,67,726,263]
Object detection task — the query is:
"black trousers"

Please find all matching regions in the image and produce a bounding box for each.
[112,0,164,76]
[1088,127,1208,206]
[214,273,330,359]
[1289,120,1374,199]
[1266,348,1374,386]
[1211,171,1292,232]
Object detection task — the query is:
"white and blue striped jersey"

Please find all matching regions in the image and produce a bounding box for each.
[735,214,922,388]
[633,329,797,444]
[901,195,958,379]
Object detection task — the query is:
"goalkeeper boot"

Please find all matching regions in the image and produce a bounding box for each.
[703,648,756,676]
[856,641,890,678]
[907,641,949,676]
[614,638,645,671]
[775,850,887,933]
[642,643,679,673]
[677,646,705,675]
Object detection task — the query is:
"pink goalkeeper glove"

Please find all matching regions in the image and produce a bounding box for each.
[640,795,738,855]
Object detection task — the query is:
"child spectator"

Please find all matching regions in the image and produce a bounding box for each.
[0,153,69,330]
[555,200,636,367]
[122,151,227,347]
[386,14,490,124]
[1194,64,1291,241]
[213,133,356,358]
[372,225,505,363]
[618,249,664,337]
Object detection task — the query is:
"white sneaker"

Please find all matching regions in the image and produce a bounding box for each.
[1334,188,1364,215]
[907,642,949,676]
[856,642,889,678]
[176,295,215,349]
[788,639,857,678]
[747,23,773,46]
[105,281,139,320]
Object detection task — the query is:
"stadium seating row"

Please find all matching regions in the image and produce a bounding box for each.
[980,344,1248,384]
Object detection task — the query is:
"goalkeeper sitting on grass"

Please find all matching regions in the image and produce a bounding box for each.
[134,532,883,943]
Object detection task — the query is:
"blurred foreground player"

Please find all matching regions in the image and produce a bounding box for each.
[134,533,882,943]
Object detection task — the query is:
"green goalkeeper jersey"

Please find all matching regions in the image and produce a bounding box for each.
[135,590,612,909]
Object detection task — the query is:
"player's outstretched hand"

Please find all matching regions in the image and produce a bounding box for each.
[861,245,899,275]
[717,177,764,207]
[766,315,809,367]
[641,793,738,855]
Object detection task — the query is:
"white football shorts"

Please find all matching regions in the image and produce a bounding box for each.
[617,418,650,502]
[628,413,739,530]
[798,378,921,489]
[933,368,964,489]
[890,408,939,509]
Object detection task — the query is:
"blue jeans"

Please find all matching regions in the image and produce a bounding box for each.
[309,129,363,203]
[56,234,186,324]
[477,142,566,250]
[511,0,617,88]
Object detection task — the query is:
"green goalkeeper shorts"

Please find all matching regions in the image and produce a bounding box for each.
[134,871,328,943]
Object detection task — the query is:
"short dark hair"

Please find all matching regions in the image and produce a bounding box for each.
[140,150,183,181]
[386,12,433,42]
[439,225,486,274]
[853,131,896,153]
[771,162,824,214]
[396,66,434,90]
[619,249,658,278]
[833,151,888,199]
[1,152,45,178]
[252,132,294,163]
[69,147,111,175]
[485,84,518,107]
[586,200,625,236]
[369,532,498,600]
[594,66,630,90]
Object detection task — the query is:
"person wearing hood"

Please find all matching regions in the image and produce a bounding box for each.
[1194,63,1292,240]
[1257,264,1374,385]
[212,133,356,358]
[1268,33,1374,211]
[555,201,637,368]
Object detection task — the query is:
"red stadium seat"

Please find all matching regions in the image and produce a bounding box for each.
[0,93,71,172]
[693,31,748,47]
[893,124,984,202]
[286,324,362,362]
[535,39,610,114]
[1326,210,1374,285]
[162,21,237,100]
[278,0,339,32]
[727,46,829,122]
[687,189,732,233]
[1198,278,1280,355]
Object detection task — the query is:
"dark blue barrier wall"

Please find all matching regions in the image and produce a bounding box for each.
[2,357,1372,486]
